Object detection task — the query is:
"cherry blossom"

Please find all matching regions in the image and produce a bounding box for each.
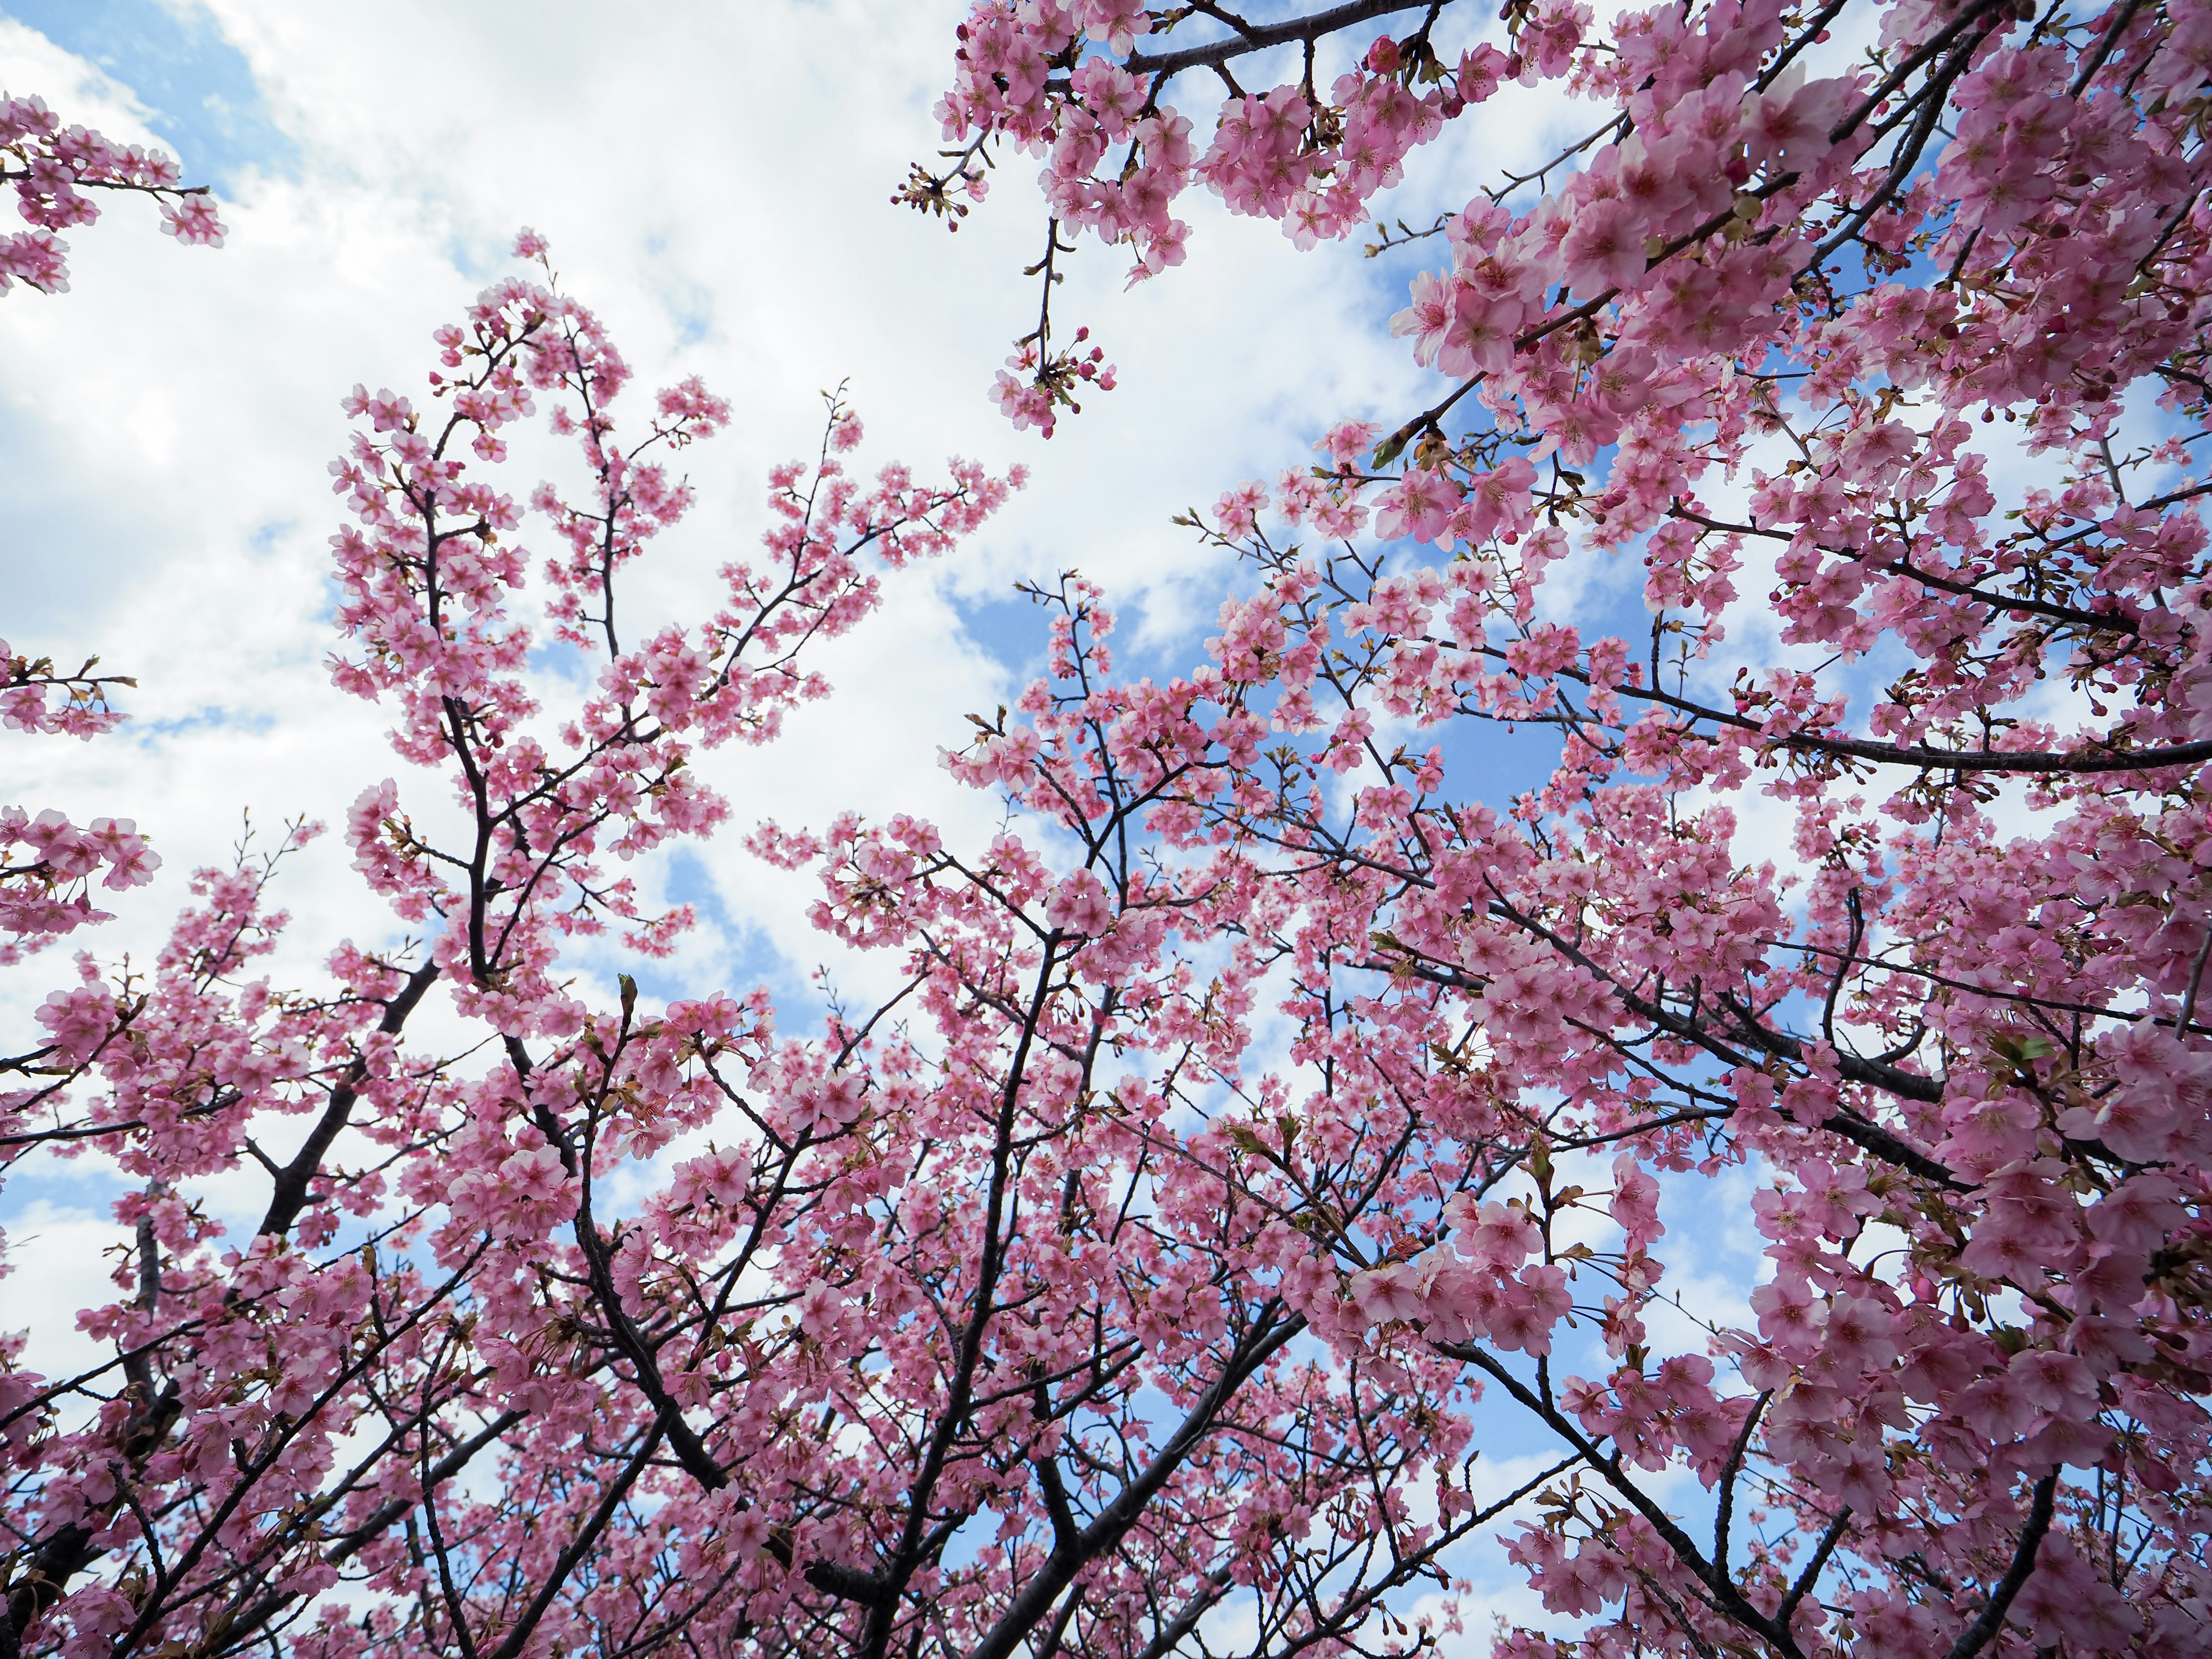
[903,0,2212,1653]
[1,646,158,966]
[10,1,2212,1656]
[1,91,222,296]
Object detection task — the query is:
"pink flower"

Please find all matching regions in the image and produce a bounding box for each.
[1214,480,1266,537]
[1046,868,1115,937]
[498,1145,569,1206]
[1353,1263,1429,1325]
[1559,196,1646,296]
[1488,1263,1572,1355]
[1447,1196,1541,1270]
[1751,1275,1823,1353]
[726,1508,772,1560]
[35,985,114,1062]
[797,1277,843,1339]
[157,195,224,248]
[1374,467,1463,544]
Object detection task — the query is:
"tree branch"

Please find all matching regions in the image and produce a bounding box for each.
[1128,0,1434,76]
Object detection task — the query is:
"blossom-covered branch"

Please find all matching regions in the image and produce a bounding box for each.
[1,91,222,296]
[913,0,2212,1653]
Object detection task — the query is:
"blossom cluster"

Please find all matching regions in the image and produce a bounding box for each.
[1,645,157,964]
[937,1,1498,283]
[912,0,2212,1653]
[9,0,2212,1656]
[1,91,222,296]
[0,810,158,965]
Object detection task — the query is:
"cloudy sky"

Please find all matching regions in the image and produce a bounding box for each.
[0,4,1764,1641]
[0,0,1643,1134]
[0,0,1566,1012]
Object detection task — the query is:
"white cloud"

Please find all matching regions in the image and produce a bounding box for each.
[0,17,1508,1508]
[0,1198,134,1429]
[0,0,1454,1040]
[0,3,1771,1637]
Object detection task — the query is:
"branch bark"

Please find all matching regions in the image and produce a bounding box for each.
[1128,0,1436,76]
[1941,1474,2058,1659]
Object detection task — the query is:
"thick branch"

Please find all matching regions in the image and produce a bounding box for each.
[257,959,441,1238]
[965,1308,1305,1659]
[1440,1344,1804,1659]
[1127,0,1434,76]
[1941,1474,2058,1659]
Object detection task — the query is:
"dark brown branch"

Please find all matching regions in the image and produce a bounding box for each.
[1779,731,2212,775]
[256,959,441,1238]
[1381,909,1963,1184]
[1941,1473,2058,1659]
[1779,1505,1851,1627]
[965,1308,1305,1659]
[1127,0,1434,77]
[2071,0,2149,94]
[1439,1344,1805,1659]
[479,1419,668,1659]
[208,1410,528,1652]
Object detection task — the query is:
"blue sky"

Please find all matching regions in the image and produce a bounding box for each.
[0,0,1665,1165]
[2,0,291,185]
[0,8,1795,1645]
[0,0,1490,1167]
